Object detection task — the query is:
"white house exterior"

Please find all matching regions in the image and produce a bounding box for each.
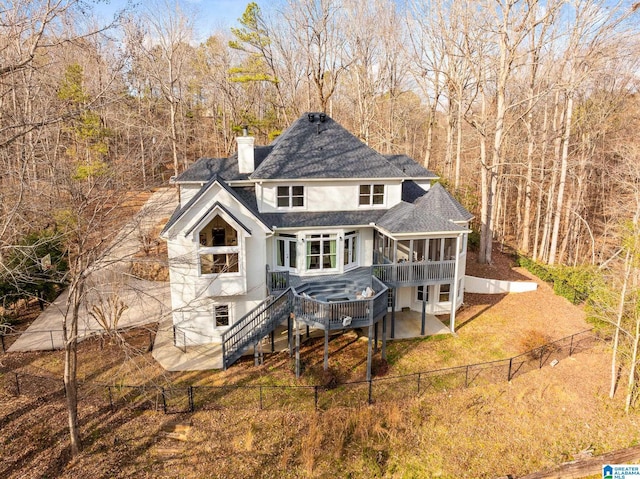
[161,113,472,370]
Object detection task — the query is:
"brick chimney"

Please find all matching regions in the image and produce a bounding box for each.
[236,126,255,174]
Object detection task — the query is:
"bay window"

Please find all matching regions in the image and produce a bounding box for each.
[306,234,337,270]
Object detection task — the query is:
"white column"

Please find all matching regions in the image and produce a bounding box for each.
[450,234,462,333]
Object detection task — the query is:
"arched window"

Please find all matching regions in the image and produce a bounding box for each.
[198,215,240,275]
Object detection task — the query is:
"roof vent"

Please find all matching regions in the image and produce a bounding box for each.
[319,112,326,123]
[308,113,315,122]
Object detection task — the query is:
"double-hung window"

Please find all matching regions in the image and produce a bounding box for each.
[359,184,384,206]
[439,284,451,302]
[306,234,337,270]
[214,304,230,328]
[277,186,304,208]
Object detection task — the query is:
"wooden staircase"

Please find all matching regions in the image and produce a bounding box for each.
[220,288,294,370]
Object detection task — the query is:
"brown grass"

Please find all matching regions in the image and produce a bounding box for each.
[1,248,639,478]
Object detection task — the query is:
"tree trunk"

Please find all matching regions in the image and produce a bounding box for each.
[611,200,640,400]
[478,88,491,264]
[64,277,84,458]
[549,92,574,265]
[625,311,640,412]
[454,87,463,191]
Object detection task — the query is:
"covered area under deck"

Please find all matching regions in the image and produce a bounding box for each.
[268,261,460,342]
[265,266,457,379]
[288,272,388,380]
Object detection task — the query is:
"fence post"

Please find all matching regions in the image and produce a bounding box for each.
[569,334,574,356]
[14,372,20,396]
[189,386,194,412]
[259,385,263,410]
[465,365,469,388]
[368,379,373,405]
[508,358,513,381]
[539,347,545,369]
[108,386,114,412]
[417,372,421,395]
[161,388,167,414]
[50,331,55,350]
[314,386,318,410]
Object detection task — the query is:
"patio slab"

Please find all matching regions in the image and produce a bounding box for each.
[151,311,450,371]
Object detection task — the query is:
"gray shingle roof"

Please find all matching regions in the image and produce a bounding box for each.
[262,210,388,229]
[402,180,428,203]
[377,202,466,234]
[174,146,273,182]
[160,176,271,237]
[414,183,474,222]
[163,113,473,237]
[385,154,437,178]
[249,113,407,180]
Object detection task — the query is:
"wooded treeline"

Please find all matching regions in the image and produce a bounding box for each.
[2,0,640,455]
[1,0,639,268]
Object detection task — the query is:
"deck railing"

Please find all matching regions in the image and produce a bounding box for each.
[293,276,388,330]
[266,266,290,295]
[372,260,455,286]
[222,275,388,369]
[221,289,293,369]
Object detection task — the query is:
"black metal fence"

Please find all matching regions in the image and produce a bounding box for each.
[1,329,597,412]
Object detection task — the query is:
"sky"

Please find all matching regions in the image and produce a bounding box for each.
[92,0,268,41]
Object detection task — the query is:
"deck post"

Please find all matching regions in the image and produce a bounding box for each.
[451,235,461,334]
[366,324,373,382]
[288,314,293,357]
[381,315,387,361]
[295,317,301,378]
[449,280,457,333]
[324,328,329,371]
[366,305,374,382]
[391,288,396,339]
[421,287,427,336]
[306,325,310,339]
[254,343,259,367]
[374,321,379,354]
[270,330,275,352]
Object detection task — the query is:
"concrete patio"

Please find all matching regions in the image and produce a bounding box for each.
[152,310,450,371]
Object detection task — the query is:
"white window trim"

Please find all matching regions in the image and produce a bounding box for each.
[276,185,305,209]
[304,232,339,272]
[358,183,386,208]
[439,284,451,303]
[274,234,299,272]
[416,285,429,303]
[213,303,231,329]
[195,212,245,278]
[198,248,242,277]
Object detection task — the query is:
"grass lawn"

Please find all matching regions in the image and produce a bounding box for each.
[1,250,638,478]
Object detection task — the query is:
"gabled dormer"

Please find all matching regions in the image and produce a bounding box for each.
[161,176,271,297]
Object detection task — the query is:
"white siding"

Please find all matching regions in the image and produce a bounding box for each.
[165,183,269,344]
[256,180,403,213]
[179,184,203,208]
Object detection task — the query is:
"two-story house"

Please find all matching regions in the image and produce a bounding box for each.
[160,113,472,374]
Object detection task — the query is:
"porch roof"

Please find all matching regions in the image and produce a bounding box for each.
[376,202,467,234]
